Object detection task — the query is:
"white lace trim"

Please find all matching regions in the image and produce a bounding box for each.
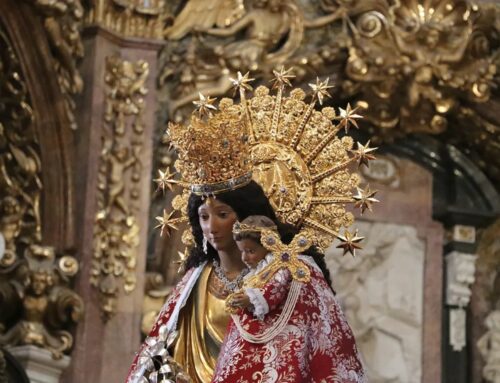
[245,287,269,320]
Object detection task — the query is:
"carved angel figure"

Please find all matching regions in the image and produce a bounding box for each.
[163,0,304,115]
[0,245,83,359]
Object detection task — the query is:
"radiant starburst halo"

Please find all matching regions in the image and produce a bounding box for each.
[160,69,379,253]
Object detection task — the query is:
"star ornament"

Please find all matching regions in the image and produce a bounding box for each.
[229,71,254,94]
[338,103,362,132]
[353,185,379,214]
[309,77,334,105]
[270,66,295,89]
[352,140,377,168]
[154,168,177,193]
[175,247,190,273]
[193,92,217,118]
[155,209,179,236]
[336,229,364,257]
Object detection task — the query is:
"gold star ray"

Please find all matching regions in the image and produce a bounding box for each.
[270,66,295,89]
[352,140,377,168]
[336,229,364,257]
[154,168,178,193]
[353,185,379,214]
[155,209,179,236]
[338,103,362,132]
[193,92,217,118]
[308,77,334,105]
[229,71,254,94]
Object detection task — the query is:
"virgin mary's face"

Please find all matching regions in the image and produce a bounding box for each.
[198,198,238,252]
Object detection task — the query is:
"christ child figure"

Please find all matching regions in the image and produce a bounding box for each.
[225,215,313,340]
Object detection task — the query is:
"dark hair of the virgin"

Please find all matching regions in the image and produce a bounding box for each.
[185,180,333,288]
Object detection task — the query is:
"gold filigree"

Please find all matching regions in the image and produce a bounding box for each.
[91,55,149,320]
[161,70,378,252]
[83,0,172,39]
[0,245,83,359]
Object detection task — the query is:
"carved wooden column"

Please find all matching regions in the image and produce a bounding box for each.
[61,25,162,383]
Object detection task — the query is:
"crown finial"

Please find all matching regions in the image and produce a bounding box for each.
[230,71,254,94]
[193,92,217,118]
[270,66,295,89]
[352,140,377,168]
[308,77,334,105]
[338,103,362,132]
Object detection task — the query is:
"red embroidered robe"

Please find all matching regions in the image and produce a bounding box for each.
[212,256,366,383]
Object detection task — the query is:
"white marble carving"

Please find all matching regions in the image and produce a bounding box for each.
[478,310,500,383]
[445,251,477,307]
[450,308,467,352]
[326,221,424,383]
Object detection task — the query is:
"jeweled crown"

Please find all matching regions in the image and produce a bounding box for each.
[168,97,252,195]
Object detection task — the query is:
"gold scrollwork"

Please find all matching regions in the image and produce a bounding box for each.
[91,54,149,320]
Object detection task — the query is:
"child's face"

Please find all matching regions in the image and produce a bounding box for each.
[236,238,268,268]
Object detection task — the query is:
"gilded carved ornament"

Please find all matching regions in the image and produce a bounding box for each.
[0,25,42,273]
[0,22,83,359]
[83,0,172,39]
[26,0,85,130]
[158,0,500,182]
[90,54,149,320]
[0,245,83,359]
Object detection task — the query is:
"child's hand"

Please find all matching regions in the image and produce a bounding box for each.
[230,292,252,309]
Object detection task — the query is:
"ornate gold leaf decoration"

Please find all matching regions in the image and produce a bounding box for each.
[83,0,172,39]
[26,0,84,129]
[0,25,42,271]
[0,245,83,359]
[162,70,378,252]
[159,0,305,119]
[158,0,500,183]
[343,0,497,137]
[0,19,83,359]
[90,55,149,320]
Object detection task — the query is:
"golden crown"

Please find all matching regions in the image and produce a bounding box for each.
[168,95,253,195]
[156,68,379,254]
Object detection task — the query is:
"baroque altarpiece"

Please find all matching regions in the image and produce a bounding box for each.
[0,0,499,382]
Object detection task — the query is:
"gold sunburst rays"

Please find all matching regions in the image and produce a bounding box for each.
[270,67,295,138]
[290,78,333,150]
[155,209,188,236]
[230,71,255,142]
[160,69,379,258]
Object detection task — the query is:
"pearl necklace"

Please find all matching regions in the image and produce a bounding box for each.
[212,259,249,293]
